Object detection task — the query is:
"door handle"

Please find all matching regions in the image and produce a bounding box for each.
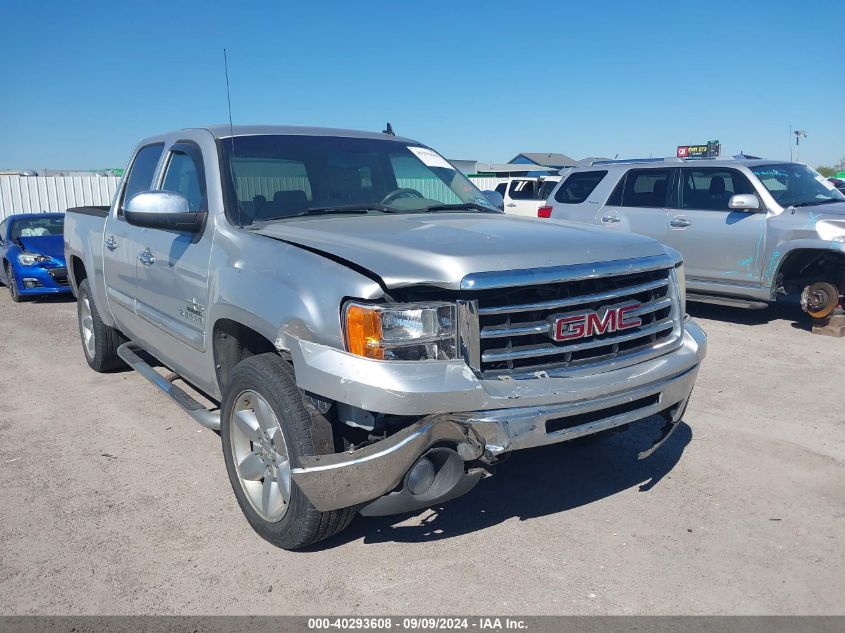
[506,203,517,207]
[104,236,118,251]
[670,217,691,228]
[138,248,155,267]
[600,215,621,224]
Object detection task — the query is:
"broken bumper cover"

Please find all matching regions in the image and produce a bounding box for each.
[290,321,706,512]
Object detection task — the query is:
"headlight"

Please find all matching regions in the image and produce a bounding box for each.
[17,252,48,266]
[674,261,686,316]
[343,301,457,361]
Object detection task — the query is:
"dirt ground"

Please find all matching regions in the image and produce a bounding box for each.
[0,291,842,615]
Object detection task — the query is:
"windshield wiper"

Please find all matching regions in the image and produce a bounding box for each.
[791,199,843,208]
[247,204,397,224]
[303,204,397,215]
[418,203,500,214]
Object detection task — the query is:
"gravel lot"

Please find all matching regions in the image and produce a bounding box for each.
[0,291,842,615]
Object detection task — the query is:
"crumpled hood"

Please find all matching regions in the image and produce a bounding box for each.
[17,235,66,262]
[252,213,668,289]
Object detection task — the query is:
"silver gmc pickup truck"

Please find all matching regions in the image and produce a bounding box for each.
[64,126,706,549]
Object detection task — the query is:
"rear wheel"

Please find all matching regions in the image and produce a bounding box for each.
[77,279,126,371]
[221,353,356,550]
[5,263,24,303]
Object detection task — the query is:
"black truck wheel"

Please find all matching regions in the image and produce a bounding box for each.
[220,353,356,550]
[77,279,126,371]
[5,263,25,303]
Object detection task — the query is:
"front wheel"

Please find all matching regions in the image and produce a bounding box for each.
[221,353,356,550]
[5,263,24,303]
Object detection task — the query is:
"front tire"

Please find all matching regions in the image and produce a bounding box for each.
[5,263,25,303]
[77,279,126,372]
[221,353,356,550]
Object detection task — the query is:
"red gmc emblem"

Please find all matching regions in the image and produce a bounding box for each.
[549,301,642,342]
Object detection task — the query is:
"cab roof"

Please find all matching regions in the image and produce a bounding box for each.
[202,124,418,145]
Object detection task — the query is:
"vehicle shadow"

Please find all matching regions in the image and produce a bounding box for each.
[27,294,77,304]
[310,417,692,550]
[687,301,809,330]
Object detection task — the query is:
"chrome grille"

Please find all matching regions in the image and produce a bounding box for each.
[458,258,681,378]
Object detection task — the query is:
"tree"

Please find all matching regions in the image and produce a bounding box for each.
[815,166,836,177]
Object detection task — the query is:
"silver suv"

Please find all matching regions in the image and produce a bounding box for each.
[543,158,845,315]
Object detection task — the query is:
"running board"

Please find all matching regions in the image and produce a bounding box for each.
[117,342,221,431]
[687,293,769,310]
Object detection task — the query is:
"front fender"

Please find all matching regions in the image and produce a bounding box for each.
[206,230,384,379]
[772,238,845,289]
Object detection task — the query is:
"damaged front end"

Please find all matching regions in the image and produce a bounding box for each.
[291,360,701,517]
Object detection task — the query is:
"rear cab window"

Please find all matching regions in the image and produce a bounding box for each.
[554,171,607,204]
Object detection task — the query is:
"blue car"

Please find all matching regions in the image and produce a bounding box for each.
[0,213,72,302]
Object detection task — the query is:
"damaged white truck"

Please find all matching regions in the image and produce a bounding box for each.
[64,126,706,549]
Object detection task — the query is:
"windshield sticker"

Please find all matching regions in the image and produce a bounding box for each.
[815,175,836,190]
[408,146,455,170]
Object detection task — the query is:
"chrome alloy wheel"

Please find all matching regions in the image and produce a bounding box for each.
[79,295,96,359]
[230,390,291,521]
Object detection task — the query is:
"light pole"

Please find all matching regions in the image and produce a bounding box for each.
[794,130,808,163]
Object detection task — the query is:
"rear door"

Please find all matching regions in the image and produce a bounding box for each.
[596,168,674,243]
[504,179,544,216]
[666,167,766,285]
[102,143,165,337]
[132,141,213,353]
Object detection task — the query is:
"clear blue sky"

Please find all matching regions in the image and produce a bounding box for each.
[1,0,842,170]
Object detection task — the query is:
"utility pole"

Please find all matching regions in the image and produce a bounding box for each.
[789,124,793,162]
[794,130,808,164]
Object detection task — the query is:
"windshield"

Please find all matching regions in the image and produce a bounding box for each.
[220,135,499,224]
[10,216,64,240]
[750,163,845,207]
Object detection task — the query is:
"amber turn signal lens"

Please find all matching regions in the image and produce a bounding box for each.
[344,304,384,359]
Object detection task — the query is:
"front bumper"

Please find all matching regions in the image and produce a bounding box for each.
[289,320,707,512]
[14,265,72,295]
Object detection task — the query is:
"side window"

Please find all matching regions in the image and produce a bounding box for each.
[508,180,538,200]
[538,179,558,200]
[617,169,672,208]
[680,168,754,211]
[0,219,7,243]
[554,170,608,204]
[119,144,165,216]
[160,146,206,212]
[495,182,507,197]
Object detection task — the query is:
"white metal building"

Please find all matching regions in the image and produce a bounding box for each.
[0,175,119,220]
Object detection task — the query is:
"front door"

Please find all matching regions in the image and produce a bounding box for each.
[102,143,165,339]
[666,167,767,287]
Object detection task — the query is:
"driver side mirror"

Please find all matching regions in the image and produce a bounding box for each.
[728,194,761,212]
[482,190,504,211]
[124,191,206,233]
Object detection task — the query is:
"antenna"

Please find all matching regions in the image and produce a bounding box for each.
[223,48,242,227]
